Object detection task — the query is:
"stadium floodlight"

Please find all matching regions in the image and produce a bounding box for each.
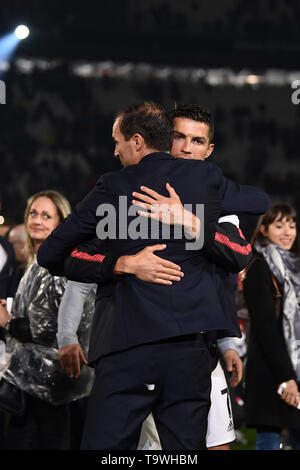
[15,25,30,40]
[0,25,30,68]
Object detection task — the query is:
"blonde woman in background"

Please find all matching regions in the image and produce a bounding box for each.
[0,190,94,449]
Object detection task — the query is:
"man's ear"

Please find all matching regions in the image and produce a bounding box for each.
[131,133,144,151]
[204,143,214,160]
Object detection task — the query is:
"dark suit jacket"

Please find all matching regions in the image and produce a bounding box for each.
[38,152,269,363]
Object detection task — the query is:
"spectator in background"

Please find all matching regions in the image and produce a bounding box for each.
[0,222,13,239]
[0,191,17,300]
[0,190,91,450]
[0,197,14,239]
[0,236,17,301]
[8,224,28,267]
[243,203,300,450]
[8,224,29,289]
[0,233,17,441]
[0,204,18,440]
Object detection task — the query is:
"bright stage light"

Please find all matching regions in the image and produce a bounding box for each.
[15,25,30,40]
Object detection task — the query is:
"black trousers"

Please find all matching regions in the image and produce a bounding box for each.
[1,393,70,450]
[81,334,212,450]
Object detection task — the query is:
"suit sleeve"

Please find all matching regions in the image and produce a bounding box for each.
[203,221,252,273]
[63,219,252,284]
[217,168,270,216]
[63,238,120,283]
[243,257,296,385]
[37,178,112,276]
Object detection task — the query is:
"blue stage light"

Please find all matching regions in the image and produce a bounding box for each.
[0,32,19,61]
[0,25,30,63]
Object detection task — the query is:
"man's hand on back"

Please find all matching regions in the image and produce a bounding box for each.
[114,244,184,285]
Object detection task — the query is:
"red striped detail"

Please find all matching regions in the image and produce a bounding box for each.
[237,227,246,240]
[70,248,105,263]
[214,232,252,255]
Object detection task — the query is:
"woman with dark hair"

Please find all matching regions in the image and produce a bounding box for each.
[243,203,300,450]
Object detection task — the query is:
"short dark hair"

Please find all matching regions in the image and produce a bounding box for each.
[116,101,173,152]
[252,203,300,256]
[170,104,214,142]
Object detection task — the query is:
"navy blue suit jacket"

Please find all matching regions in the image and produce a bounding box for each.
[38,152,269,363]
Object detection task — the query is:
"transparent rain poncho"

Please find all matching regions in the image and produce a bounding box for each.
[4,261,95,405]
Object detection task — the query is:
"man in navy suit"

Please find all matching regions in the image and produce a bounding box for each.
[38,101,268,450]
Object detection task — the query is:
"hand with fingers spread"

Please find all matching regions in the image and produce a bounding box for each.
[114,244,184,285]
[132,183,200,240]
[58,343,88,379]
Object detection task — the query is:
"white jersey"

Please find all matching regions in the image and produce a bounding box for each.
[138,360,236,449]
[206,361,235,447]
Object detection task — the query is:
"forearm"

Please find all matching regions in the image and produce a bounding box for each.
[218,175,270,215]
[116,220,251,277]
[62,236,119,284]
[64,251,119,283]
[57,280,95,349]
[37,180,110,274]
[203,221,252,273]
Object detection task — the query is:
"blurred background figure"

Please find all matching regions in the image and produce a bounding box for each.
[0,199,14,239]
[0,218,14,239]
[243,203,300,450]
[0,197,17,299]
[0,235,16,301]
[0,201,18,448]
[8,224,28,266]
[8,224,30,287]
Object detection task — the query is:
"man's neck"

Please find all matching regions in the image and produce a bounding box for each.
[140,148,161,160]
[124,148,163,167]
